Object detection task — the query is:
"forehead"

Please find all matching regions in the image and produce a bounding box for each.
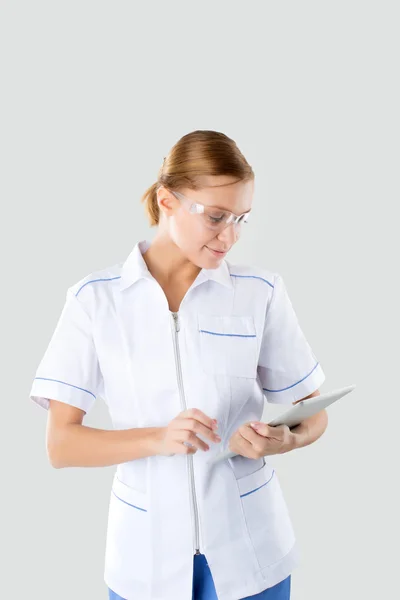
[189,177,254,211]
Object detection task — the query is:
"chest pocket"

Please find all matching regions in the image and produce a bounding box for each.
[197,313,258,378]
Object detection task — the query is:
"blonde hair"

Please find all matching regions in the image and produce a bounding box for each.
[140,130,255,227]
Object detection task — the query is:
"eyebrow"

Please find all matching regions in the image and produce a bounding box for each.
[209,205,252,215]
[173,191,251,217]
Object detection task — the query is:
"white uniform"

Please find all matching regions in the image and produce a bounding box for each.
[30,239,326,600]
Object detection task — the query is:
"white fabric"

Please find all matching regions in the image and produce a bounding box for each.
[30,239,326,600]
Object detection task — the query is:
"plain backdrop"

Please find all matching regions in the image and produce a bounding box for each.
[1,1,399,598]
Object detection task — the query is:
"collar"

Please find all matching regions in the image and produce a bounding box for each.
[119,239,233,292]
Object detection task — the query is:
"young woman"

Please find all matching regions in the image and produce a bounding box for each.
[30,130,327,600]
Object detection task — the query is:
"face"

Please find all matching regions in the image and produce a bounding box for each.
[156,175,254,269]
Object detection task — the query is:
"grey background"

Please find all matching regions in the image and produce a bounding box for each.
[1,1,399,598]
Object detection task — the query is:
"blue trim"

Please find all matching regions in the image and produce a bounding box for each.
[230,274,274,288]
[263,361,320,393]
[200,329,256,338]
[75,276,121,296]
[112,490,147,512]
[34,377,96,399]
[108,587,127,600]
[240,470,275,497]
[75,273,274,296]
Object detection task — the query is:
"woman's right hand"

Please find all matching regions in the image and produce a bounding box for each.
[155,408,222,457]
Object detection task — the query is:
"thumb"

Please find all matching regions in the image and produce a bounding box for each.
[250,422,270,436]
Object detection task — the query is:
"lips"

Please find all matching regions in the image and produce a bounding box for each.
[206,246,228,256]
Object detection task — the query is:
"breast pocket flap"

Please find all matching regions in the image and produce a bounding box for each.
[197,313,258,378]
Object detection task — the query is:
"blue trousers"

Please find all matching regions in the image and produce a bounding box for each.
[108,552,291,599]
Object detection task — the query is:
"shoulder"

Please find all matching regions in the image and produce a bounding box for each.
[226,259,277,291]
[67,261,123,309]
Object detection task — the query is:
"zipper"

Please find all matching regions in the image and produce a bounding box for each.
[170,311,202,556]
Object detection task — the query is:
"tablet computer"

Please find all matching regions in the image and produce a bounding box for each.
[208,384,356,465]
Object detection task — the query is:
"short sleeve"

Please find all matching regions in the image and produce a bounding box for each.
[29,287,103,414]
[257,273,326,404]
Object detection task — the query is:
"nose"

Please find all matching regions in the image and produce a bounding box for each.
[216,221,238,247]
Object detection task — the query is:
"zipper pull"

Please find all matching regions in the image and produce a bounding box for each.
[172,311,180,332]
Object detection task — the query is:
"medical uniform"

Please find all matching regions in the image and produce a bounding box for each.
[30,239,325,600]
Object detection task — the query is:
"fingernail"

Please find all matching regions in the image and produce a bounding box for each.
[250,422,261,429]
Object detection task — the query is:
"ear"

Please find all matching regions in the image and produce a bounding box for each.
[157,187,179,217]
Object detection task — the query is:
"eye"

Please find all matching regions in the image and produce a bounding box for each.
[206,211,226,223]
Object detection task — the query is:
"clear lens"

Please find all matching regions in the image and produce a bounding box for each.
[172,190,250,231]
[202,208,250,230]
[204,208,229,227]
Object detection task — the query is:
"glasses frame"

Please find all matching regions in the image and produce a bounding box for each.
[170,190,251,231]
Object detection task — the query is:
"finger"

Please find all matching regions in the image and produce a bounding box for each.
[176,429,210,452]
[249,422,272,438]
[256,423,287,441]
[240,423,263,444]
[179,442,198,455]
[181,408,218,433]
[183,418,221,444]
[229,433,259,459]
[176,414,220,444]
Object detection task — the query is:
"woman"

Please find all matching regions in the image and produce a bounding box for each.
[30,130,327,600]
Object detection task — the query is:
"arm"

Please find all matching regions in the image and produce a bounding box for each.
[47,400,162,468]
[290,389,328,450]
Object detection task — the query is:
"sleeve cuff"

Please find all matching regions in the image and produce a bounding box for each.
[262,362,326,405]
[29,377,97,413]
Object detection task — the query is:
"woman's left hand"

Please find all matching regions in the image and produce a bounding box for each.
[228,421,296,459]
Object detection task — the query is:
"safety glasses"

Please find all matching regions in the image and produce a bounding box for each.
[170,190,251,232]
